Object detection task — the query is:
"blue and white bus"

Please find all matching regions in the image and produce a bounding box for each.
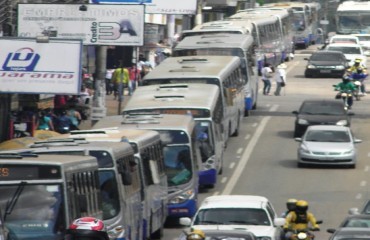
[173,34,258,116]
[93,114,200,219]
[122,84,225,188]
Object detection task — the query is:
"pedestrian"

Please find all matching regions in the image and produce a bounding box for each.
[261,63,273,95]
[105,68,115,95]
[274,63,287,96]
[55,110,73,134]
[36,109,54,131]
[128,64,140,95]
[112,64,129,101]
[67,105,82,130]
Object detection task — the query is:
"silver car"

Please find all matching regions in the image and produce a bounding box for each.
[295,125,362,168]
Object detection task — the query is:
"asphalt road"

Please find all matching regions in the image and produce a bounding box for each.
[162,44,370,240]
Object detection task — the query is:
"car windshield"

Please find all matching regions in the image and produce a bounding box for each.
[310,53,343,61]
[343,219,370,228]
[300,102,345,115]
[193,208,270,226]
[305,130,351,142]
[327,46,362,54]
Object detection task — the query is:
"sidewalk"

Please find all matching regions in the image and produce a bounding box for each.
[79,92,131,130]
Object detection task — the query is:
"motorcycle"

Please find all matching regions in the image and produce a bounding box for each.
[351,72,368,100]
[286,220,322,240]
[334,86,353,110]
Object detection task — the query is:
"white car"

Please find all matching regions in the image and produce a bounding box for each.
[352,34,370,55]
[325,43,367,67]
[179,195,285,240]
[329,35,360,45]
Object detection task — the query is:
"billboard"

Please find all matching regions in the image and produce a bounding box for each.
[17,4,145,46]
[90,0,197,15]
[0,38,82,95]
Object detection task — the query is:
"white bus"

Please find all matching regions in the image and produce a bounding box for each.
[336,1,370,35]
[0,153,102,240]
[122,84,224,188]
[16,141,141,240]
[263,2,321,49]
[142,55,244,141]
[52,128,168,240]
[92,114,200,219]
[173,34,258,116]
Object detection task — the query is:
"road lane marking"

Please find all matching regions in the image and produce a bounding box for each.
[252,123,258,127]
[229,162,235,169]
[361,181,367,187]
[356,193,362,199]
[221,177,227,183]
[244,134,251,140]
[222,105,277,195]
[237,148,243,154]
[365,166,369,172]
[213,191,219,196]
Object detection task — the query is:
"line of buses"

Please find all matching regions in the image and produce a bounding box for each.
[0,1,324,240]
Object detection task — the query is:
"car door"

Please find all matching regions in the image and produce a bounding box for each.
[266,202,284,240]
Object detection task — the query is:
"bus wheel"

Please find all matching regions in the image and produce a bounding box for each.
[150,216,163,240]
[231,117,240,137]
[244,109,250,117]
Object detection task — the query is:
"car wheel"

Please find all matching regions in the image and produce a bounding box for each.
[348,164,356,169]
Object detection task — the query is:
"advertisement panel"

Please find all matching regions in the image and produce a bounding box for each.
[0,38,82,95]
[18,4,144,46]
[90,0,197,15]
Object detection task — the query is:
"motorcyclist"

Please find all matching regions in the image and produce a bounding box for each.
[283,200,320,240]
[186,229,206,240]
[282,198,298,218]
[334,76,357,109]
[64,217,109,240]
[349,58,368,96]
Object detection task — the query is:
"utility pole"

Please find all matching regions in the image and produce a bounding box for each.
[196,0,203,26]
[91,46,107,126]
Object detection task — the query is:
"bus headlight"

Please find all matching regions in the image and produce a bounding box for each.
[169,190,194,204]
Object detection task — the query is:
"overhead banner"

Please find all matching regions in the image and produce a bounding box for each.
[0,38,82,95]
[90,0,197,15]
[17,4,145,46]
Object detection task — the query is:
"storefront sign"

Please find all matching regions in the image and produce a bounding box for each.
[90,0,197,15]
[17,4,145,46]
[0,38,82,95]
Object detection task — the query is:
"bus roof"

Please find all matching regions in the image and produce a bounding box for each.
[229,10,286,22]
[0,153,98,170]
[123,84,220,113]
[337,1,370,12]
[236,8,290,18]
[174,34,254,50]
[142,55,241,81]
[93,114,196,133]
[190,19,253,34]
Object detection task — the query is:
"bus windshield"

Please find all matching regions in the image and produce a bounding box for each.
[338,15,370,32]
[164,146,192,186]
[99,170,120,220]
[292,12,306,31]
[143,78,221,87]
[1,184,65,240]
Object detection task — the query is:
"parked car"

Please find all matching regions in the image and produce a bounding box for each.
[325,43,367,67]
[295,125,361,168]
[292,99,354,138]
[328,228,370,240]
[304,51,349,78]
[179,195,285,240]
[179,229,257,240]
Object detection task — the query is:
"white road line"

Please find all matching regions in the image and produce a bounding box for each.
[221,177,228,183]
[286,60,300,73]
[361,181,367,187]
[356,193,362,199]
[213,191,220,196]
[237,148,243,154]
[252,123,258,127]
[229,162,235,169]
[244,134,251,140]
[365,166,369,172]
[222,105,277,195]
[368,152,370,157]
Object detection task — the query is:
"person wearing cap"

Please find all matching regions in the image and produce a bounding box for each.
[274,63,287,96]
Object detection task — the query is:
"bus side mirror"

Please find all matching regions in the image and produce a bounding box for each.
[149,160,160,184]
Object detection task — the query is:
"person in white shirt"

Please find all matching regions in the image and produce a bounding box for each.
[274,63,287,96]
[261,63,273,95]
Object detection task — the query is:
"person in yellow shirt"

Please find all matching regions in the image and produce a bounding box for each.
[283,200,320,240]
[112,65,129,102]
